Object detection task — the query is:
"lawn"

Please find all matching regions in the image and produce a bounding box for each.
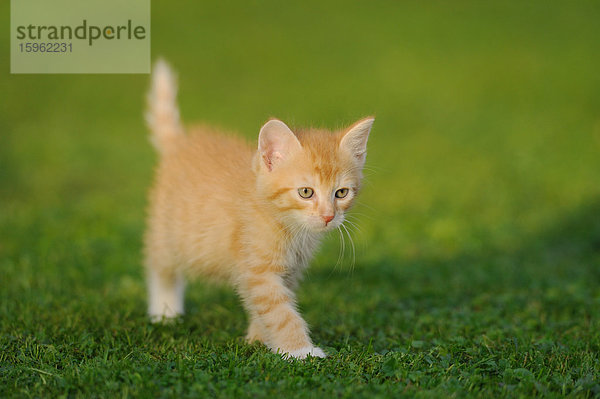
[1,1,600,397]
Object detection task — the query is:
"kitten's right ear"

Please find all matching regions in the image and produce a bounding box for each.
[258,119,302,171]
[339,117,374,167]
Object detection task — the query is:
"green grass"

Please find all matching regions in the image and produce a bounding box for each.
[2,1,600,397]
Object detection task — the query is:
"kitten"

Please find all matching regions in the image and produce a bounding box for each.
[144,60,374,359]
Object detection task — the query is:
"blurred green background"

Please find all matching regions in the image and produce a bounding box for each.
[1,1,599,397]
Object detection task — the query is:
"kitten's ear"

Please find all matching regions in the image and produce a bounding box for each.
[258,119,302,171]
[340,117,374,166]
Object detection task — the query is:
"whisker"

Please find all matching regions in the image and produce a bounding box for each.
[343,219,368,254]
[341,223,356,273]
[325,226,345,278]
[346,212,373,220]
[343,221,364,242]
[342,218,362,233]
[335,226,346,271]
[344,216,370,226]
[363,164,388,173]
[354,201,378,213]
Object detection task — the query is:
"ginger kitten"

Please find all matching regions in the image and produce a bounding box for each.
[144,60,374,359]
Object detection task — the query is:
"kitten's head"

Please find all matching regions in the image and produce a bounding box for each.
[254,117,373,233]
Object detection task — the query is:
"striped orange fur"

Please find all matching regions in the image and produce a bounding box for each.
[144,60,374,360]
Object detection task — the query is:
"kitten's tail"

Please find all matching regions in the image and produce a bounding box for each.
[146,59,183,154]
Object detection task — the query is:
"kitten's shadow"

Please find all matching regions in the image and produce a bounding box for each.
[306,199,600,337]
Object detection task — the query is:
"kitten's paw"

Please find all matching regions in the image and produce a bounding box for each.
[149,312,182,324]
[282,346,327,360]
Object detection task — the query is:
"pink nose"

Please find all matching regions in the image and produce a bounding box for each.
[322,215,334,224]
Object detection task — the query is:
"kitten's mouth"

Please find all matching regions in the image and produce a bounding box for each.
[315,221,340,232]
[299,216,342,233]
[305,224,331,233]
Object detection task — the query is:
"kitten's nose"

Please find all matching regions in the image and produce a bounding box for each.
[322,215,334,225]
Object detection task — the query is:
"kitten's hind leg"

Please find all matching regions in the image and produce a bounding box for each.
[147,267,184,322]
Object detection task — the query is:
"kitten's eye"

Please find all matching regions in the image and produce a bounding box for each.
[335,188,349,198]
[298,187,314,199]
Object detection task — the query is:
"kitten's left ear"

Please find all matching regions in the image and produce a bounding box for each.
[258,119,302,171]
[340,117,374,166]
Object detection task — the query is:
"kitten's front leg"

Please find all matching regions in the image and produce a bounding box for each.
[239,271,326,360]
[245,313,267,343]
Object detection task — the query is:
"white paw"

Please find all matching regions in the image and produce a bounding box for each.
[282,346,327,360]
[149,310,182,324]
